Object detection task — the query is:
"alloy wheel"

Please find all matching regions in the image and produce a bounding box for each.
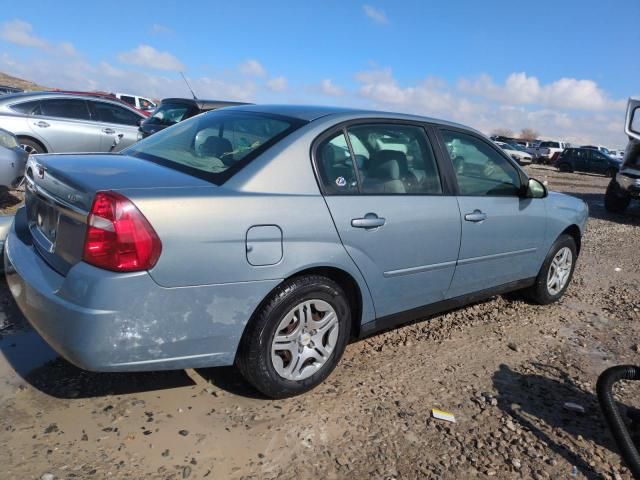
[546,247,573,296]
[271,299,339,381]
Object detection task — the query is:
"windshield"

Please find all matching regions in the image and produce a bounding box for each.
[125,110,302,183]
[540,141,560,148]
[147,102,193,126]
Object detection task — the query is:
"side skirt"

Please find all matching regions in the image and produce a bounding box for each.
[358,277,536,338]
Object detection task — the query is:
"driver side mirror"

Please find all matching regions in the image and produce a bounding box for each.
[525,178,547,199]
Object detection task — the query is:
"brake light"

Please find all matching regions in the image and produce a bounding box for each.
[83,191,162,272]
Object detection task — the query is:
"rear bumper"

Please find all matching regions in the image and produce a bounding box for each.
[5,209,281,371]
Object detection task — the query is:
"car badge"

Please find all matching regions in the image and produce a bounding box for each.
[335,176,347,187]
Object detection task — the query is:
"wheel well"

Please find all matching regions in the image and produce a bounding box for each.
[562,225,582,255]
[290,267,363,338]
[17,135,47,153]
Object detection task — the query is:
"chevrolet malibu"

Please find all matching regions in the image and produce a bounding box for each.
[5,105,588,398]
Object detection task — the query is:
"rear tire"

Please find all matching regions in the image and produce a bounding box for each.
[604,180,631,213]
[17,137,45,155]
[527,234,577,305]
[236,275,351,399]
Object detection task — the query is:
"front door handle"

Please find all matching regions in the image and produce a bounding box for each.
[464,210,487,223]
[103,128,116,134]
[34,121,49,128]
[351,213,386,229]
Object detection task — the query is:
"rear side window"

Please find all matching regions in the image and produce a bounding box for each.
[125,111,302,184]
[91,101,141,125]
[316,132,359,194]
[317,124,443,195]
[120,95,136,106]
[10,100,40,114]
[40,99,90,120]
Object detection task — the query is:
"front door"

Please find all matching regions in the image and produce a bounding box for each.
[437,128,547,298]
[316,123,461,319]
[89,100,143,152]
[588,150,610,174]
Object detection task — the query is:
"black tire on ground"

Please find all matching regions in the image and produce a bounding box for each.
[604,180,631,213]
[236,275,351,399]
[606,168,618,178]
[558,163,572,173]
[526,234,577,305]
[17,137,45,154]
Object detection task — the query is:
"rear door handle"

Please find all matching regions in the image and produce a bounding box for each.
[464,210,487,223]
[351,213,386,229]
[103,128,116,134]
[34,121,49,128]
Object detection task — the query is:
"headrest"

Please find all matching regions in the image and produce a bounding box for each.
[371,159,400,180]
[201,136,233,157]
[370,149,408,173]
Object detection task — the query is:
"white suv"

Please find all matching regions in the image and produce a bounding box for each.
[114,93,156,112]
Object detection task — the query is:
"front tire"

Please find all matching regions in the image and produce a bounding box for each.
[604,180,631,213]
[18,137,45,155]
[236,275,351,399]
[527,234,577,305]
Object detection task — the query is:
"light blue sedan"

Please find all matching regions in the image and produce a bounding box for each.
[5,105,588,398]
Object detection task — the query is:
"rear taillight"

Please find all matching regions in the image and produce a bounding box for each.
[83,191,162,272]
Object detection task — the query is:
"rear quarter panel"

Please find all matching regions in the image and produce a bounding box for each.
[118,119,379,324]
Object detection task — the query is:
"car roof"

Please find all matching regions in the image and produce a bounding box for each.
[223,103,474,130]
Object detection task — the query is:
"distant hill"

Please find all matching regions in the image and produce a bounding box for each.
[0,72,48,91]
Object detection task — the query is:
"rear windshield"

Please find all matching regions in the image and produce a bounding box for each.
[147,102,193,126]
[540,141,560,148]
[125,110,304,184]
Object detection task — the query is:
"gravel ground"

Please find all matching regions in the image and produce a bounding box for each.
[0,165,639,480]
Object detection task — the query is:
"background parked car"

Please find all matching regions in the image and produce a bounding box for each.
[605,97,640,213]
[0,128,27,187]
[494,141,533,165]
[138,98,250,138]
[0,91,146,154]
[556,147,621,177]
[581,145,611,156]
[114,93,156,113]
[528,140,570,164]
[0,85,24,96]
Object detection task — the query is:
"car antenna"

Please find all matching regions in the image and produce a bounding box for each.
[180,71,198,100]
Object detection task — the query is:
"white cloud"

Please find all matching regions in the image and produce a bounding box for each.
[363,5,388,24]
[239,59,266,77]
[267,76,288,92]
[117,44,184,71]
[319,79,344,97]
[1,19,48,48]
[459,72,624,111]
[150,23,172,35]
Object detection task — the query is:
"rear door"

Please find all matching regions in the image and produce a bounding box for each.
[573,149,589,171]
[436,128,547,298]
[316,122,461,319]
[89,100,143,152]
[29,98,102,152]
[588,150,610,174]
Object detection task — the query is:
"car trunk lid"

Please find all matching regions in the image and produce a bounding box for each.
[24,153,211,275]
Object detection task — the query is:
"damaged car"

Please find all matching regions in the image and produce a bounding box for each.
[605,98,640,213]
[5,105,588,398]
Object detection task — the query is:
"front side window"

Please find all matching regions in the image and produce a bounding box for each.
[125,111,300,183]
[39,99,90,120]
[92,101,141,126]
[442,130,521,196]
[139,98,155,110]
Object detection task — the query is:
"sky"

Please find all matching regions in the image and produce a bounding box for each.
[0,0,638,147]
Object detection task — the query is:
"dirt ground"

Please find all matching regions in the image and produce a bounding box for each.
[0,165,639,480]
